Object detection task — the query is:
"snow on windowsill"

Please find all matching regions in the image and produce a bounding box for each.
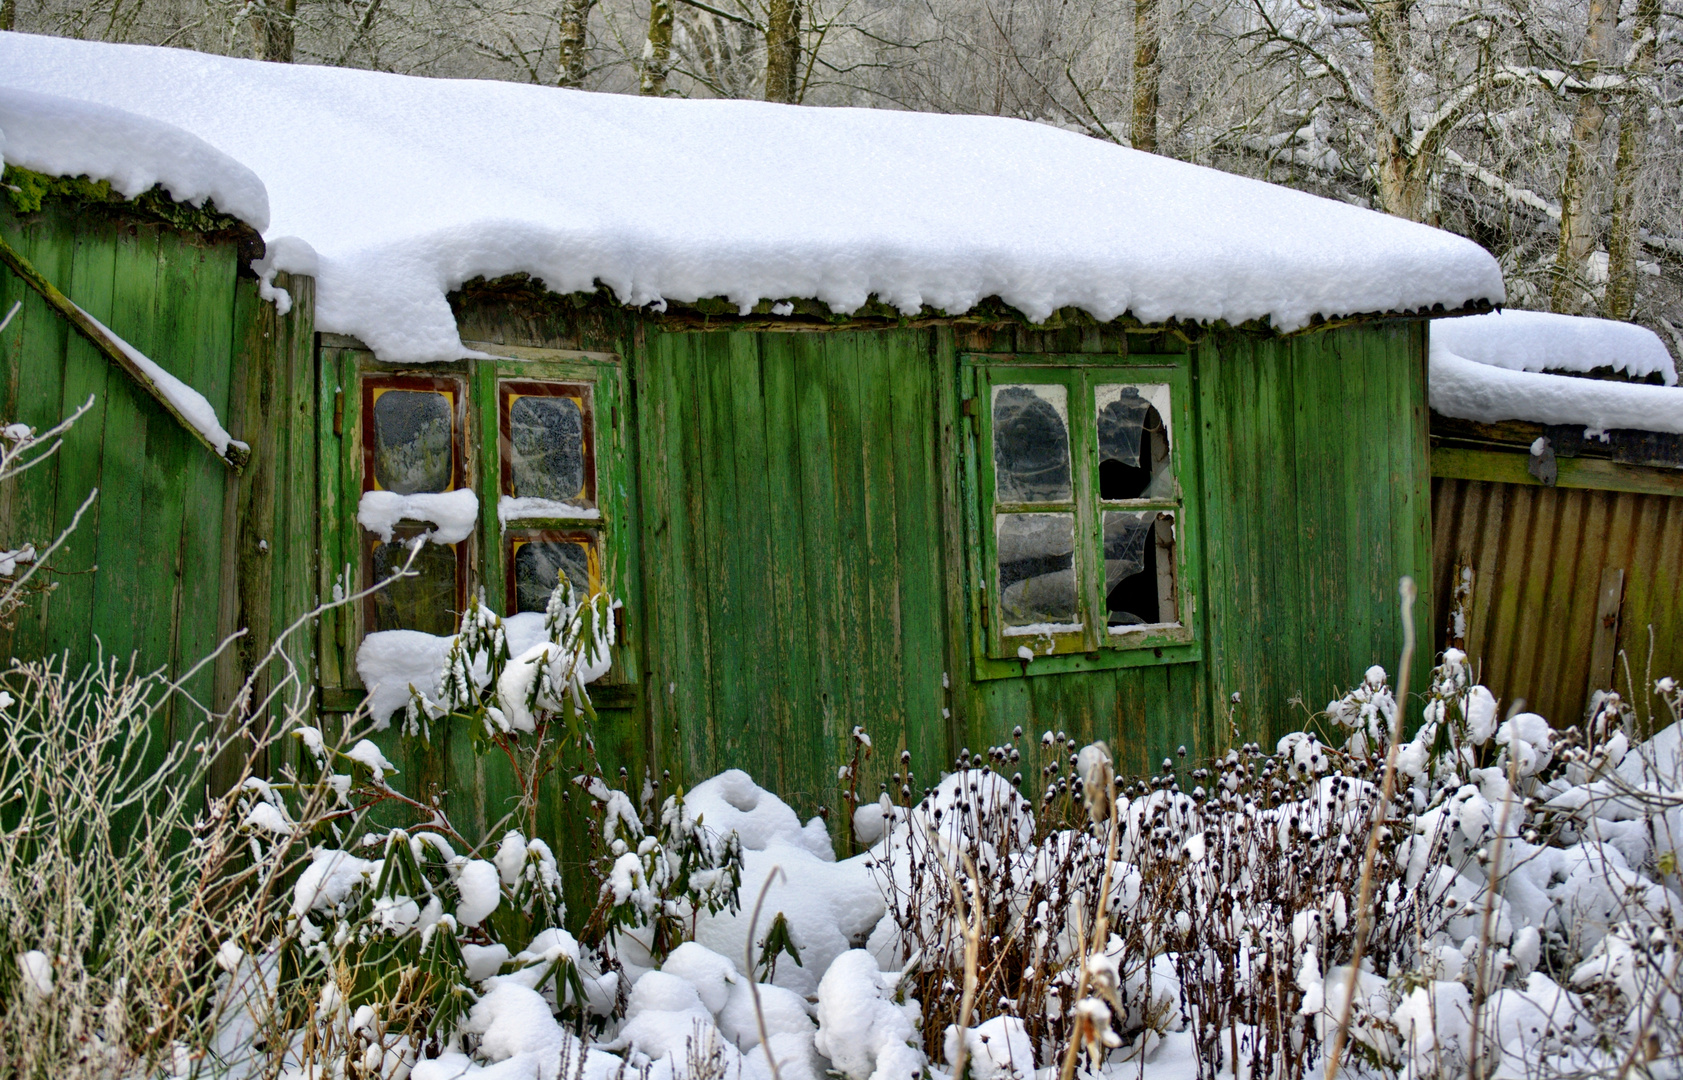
[498,495,600,528]
[358,489,479,544]
[1002,622,1083,637]
[1107,620,1181,636]
[356,610,607,727]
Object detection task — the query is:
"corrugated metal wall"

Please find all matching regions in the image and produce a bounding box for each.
[1431,477,1683,725]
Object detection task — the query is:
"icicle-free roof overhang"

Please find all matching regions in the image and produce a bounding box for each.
[0,30,1505,364]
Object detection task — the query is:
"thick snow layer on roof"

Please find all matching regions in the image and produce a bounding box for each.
[0,32,1504,363]
[0,86,268,231]
[1432,309,1677,384]
[1430,336,1683,436]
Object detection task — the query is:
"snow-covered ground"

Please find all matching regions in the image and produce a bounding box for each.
[205,645,1683,1080]
[0,32,1502,363]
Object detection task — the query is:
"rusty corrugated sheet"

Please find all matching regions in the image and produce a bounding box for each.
[1432,477,1683,727]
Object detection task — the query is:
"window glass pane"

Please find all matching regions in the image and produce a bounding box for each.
[1105,511,1175,628]
[511,538,593,613]
[1096,384,1173,501]
[996,512,1078,628]
[992,384,1072,503]
[372,389,454,494]
[370,539,459,635]
[509,393,586,502]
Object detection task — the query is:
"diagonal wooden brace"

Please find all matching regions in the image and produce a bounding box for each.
[0,229,249,471]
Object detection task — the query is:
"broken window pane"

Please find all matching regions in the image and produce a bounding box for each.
[370,537,459,635]
[996,512,1078,627]
[372,388,455,494]
[1105,511,1175,628]
[1096,384,1173,501]
[993,384,1072,503]
[512,538,593,613]
[509,393,586,503]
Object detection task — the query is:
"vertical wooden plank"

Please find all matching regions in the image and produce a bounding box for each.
[790,333,845,803]
[931,326,967,776]
[1289,330,1344,704]
[825,334,873,783]
[276,276,316,782]
[855,331,906,819]
[1587,566,1625,707]
[718,332,783,792]
[167,233,237,733]
[42,214,116,670]
[0,202,75,661]
[757,331,821,813]
[87,224,164,669]
[316,344,349,690]
[885,329,946,800]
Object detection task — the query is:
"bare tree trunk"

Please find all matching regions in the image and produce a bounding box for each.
[250,0,298,63]
[640,0,673,96]
[1131,0,1159,152]
[1605,0,1661,321]
[558,0,596,88]
[0,0,14,33]
[765,0,800,103]
[1371,0,1425,221]
[1551,0,1619,314]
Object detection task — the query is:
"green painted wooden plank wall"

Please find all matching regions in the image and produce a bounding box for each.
[335,288,1434,855]
[627,318,1431,825]
[0,196,314,793]
[1197,320,1434,749]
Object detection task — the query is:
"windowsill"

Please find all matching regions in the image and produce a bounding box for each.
[1002,621,1084,637]
[1107,620,1181,637]
[971,635,1203,681]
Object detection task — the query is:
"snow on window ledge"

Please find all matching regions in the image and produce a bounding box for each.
[358,489,479,544]
[497,495,600,529]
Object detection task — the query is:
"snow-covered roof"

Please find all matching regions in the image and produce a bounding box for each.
[0,31,1504,364]
[1433,309,1677,384]
[1430,311,1683,436]
[0,86,269,232]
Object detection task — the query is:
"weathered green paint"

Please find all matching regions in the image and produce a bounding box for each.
[7,195,1436,867]
[615,317,1431,821]
[0,191,311,793]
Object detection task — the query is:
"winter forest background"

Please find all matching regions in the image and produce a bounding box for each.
[4,0,1681,351]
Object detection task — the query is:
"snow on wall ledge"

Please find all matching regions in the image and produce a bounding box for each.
[0,85,269,232]
[0,32,1503,364]
[1430,338,1683,436]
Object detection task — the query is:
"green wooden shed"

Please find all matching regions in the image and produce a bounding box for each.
[0,36,1507,843]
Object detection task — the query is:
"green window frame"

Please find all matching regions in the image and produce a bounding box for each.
[964,353,1201,680]
[319,338,632,695]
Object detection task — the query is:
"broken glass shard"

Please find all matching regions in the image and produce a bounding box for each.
[1105,511,1172,627]
[509,394,586,502]
[371,538,458,635]
[1096,384,1173,501]
[513,539,592,613]
[996,512,1078,626]
[372,389,454,494]
[993,384,1072,503]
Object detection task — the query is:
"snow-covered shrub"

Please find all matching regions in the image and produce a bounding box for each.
[395,578,747,972]
[852,651,1683,1080]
